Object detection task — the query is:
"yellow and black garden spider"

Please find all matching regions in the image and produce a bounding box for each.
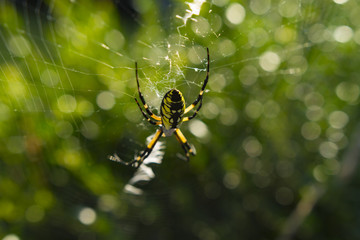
[110,48,209,168]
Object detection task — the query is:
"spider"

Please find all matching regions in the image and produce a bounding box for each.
[110,48,209,168]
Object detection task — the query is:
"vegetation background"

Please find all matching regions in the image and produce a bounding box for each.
[1,0,360,239]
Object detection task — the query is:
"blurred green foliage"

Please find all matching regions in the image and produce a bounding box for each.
[1,0,360,239]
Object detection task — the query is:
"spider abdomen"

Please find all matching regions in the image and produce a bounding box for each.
[160,89,185,132]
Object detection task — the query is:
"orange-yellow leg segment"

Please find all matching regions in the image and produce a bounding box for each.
[112,129,163,168]
[174,128,195,161]
[184,48,209,114]
[132,128,163,168]
[135,62,161,121]
[182,100,202,122]
[135,98,162,126]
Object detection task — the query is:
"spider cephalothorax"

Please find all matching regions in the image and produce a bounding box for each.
[110,48,209,168]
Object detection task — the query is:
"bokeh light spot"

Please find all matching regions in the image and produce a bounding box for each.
[301,122,321,140]
[354,29,360,45]
[333,26,353,43]
[212,0,229,7]
[239,65,259,86]
[226,3,246,25]
[77,99,94,117]
[57,94,77,113]
[71,32,88,50]
[319,141,338,159]
[191,17,210,37]
[307,24,326,43]
[278,0,299,18]
[275,26,296,44]
[306,106,324,121]
[304,92,324,107]
[209,73,227,91]
[259,51,281,72]
[248,28,269,48]
[96,91,115,110]
[8,35,31,57]
[243,137,262,157]
[61,150,82,169]
[313,165,328,182]
[333,0,348,4]
[2,234,20,240]
[250,0,271,15]
[218,38,236,57]
[219,108,238,126]
[223,170,241,189]
[335,82,360,103]
[78,207,97,225]
[209,13,223,33]
[188,46,207,65]
[203,102,219,119]
[189,119,210,139]
[98,194,118,212]
[104,29,125,51]
[25,205,45,223]
[245,100,263,119]
[40,69,60,87]
[328,111,349,129]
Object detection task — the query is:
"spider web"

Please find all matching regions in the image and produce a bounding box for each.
[1,0,360,239]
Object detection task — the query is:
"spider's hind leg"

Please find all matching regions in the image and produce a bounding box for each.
[132,129,163,168]
[109,129,163,168]
[174,129,196,162]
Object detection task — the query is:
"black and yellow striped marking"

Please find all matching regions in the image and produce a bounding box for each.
[160,89,185,130]
[135,62,161,121]
[134,129,163,164]
[174,128,195,161]
[184,48,209,114]
[134,98,162,126]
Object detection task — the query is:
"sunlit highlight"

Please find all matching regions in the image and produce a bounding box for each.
[333,0,348,4]
[333,25,353,43]
[226,3,246,25]
[259,51,281,72]
[2,234,20,240]
[78,207,97,225]
[176,0,206,25]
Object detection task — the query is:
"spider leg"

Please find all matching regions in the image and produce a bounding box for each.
[174,128,196,162]
[182,99,203,122]
[135,62,161,121]
[113,129,163,168]
[135,98,162,126]
[184,48,209,114]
